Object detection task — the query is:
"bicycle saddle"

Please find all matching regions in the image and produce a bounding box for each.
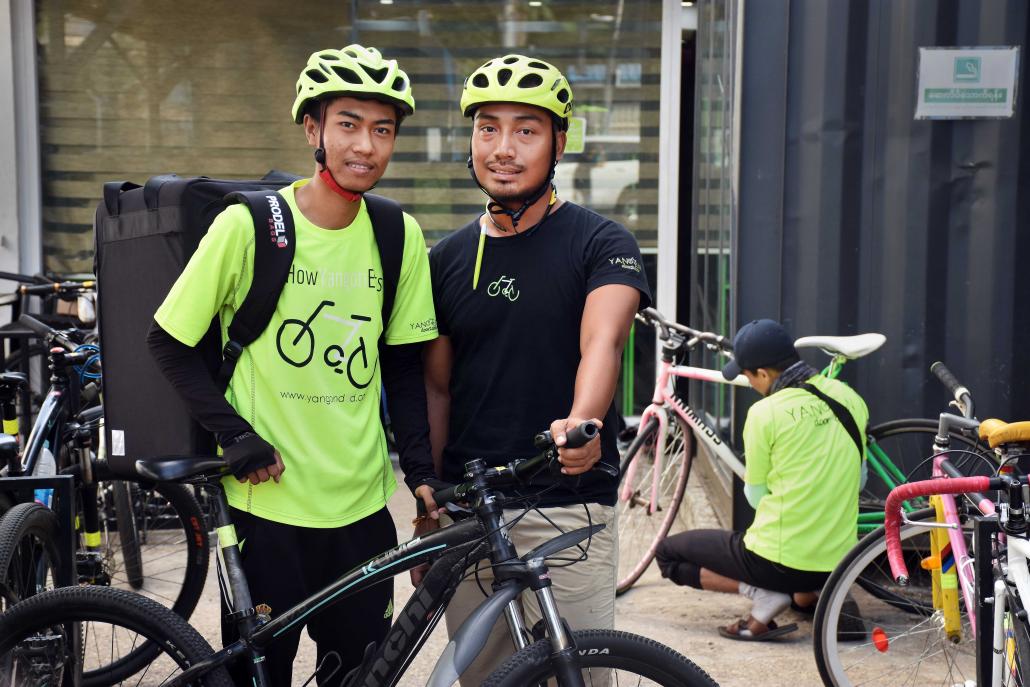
[135,456,229,482]
[0,371,27,388]
[978,418,1030,449]
[794,333,886,359]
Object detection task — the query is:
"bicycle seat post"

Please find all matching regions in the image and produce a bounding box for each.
[205,481,269,683]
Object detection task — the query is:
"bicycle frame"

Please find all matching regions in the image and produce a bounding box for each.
[620,357,748,511]
[173,479,598,687]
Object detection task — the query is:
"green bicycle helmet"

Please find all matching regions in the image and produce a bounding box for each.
[460,55,573,129]
[291,45,415,124]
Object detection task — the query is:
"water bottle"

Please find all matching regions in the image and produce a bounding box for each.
[33,445,56,508]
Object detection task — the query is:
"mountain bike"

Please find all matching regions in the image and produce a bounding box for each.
[615,308,989,594]
[0,314,209,684]
[0,423,720,686]
[813,368,999,686]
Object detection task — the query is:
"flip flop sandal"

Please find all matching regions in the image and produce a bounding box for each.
[718,618,799,642]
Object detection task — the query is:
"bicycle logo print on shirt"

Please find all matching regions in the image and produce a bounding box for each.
[487,275,520,302]
[275,300,377,388]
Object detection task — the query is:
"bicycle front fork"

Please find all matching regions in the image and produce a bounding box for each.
[527,558,586,687]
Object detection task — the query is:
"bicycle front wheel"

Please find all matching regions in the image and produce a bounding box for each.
[813,508,976,687]
[616,415,692,594]
[112,480,144,589]
[482,629,718,686]
[0,586,231,687]
[0,502,60,613]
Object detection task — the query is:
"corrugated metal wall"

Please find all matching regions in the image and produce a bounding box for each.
[735,0,1029,441]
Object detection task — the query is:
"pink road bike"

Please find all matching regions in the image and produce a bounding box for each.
[617,308,887,594]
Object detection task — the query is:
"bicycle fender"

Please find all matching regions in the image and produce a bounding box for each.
[522,524,605,562]
[426,582,522,687]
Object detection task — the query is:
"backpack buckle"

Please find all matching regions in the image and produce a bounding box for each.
[222,340,244,361]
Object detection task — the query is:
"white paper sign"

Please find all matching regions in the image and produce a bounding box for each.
[916,47,1020,119]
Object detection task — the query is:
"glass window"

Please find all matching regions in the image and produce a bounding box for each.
[35,1,662,274]
[690,0,739,444]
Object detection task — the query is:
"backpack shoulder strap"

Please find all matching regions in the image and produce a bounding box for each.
[216,190,295,389]
[797,382,864,462]
[363,194,406,343]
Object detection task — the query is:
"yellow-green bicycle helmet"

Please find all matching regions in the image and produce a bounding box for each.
[460,55,573,130]
[291,45,415,123]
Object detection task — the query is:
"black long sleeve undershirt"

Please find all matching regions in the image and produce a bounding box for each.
[146,321,253,447]
[380,342,437,493]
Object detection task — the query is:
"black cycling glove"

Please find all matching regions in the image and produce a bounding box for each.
[222,432,277,479]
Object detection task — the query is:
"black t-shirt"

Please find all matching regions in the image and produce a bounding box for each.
[430,202,652,507]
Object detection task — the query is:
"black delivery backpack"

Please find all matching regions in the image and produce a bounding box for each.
[94,172,405,477]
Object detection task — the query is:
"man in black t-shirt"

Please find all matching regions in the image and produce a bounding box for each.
[419,55,651,684]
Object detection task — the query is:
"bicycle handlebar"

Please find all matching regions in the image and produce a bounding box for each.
[18,314,79,352]
[884,476,997,585]
[428,421,601,509]
[636,308,733,352]
[930,361,974,419]
[17,280,95,297]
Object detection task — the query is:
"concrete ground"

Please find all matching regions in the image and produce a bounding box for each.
[185,467,821,686]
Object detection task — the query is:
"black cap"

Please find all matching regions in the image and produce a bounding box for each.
[721,319,797,380]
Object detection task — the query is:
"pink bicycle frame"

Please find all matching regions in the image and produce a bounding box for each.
[619,356,749,512]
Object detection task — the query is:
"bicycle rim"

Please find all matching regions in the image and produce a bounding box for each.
[0,586,231,687]
[94,481,207,612]
[814,510,976,686]
[616,414,691,594]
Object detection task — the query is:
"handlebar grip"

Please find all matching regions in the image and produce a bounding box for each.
[930,362,964,398]
[564,421,599,449]
[18,314,55,338]
[431,485,459,508]
[884,476,991,585]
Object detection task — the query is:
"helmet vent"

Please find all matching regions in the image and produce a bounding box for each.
[528,61,550,70]
[345,49,359,58]
[497,68,513,86]
[306,69,329,84]
[503,56,520,64]
[472,73,490,88]
[331,66,363,84]
[517,73,544,89]
[319,53,339,61]
[556,88,570,103]
[392,76,406,92]
[360,64,390,84]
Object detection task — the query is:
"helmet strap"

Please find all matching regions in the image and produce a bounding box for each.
[314,100,362,203]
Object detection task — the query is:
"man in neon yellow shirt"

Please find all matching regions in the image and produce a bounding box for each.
[656,319,867,641]
[148,46,438,682]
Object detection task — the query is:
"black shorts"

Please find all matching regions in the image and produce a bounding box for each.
[655,529,830,594]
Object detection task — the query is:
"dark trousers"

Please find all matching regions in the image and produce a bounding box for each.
[655,529,830,594]
[221,506,397,686]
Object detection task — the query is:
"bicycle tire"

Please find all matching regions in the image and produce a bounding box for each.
[1006,587,1030,685]
[81,481,209,685]
[0,585,231,687]
[863,418,990,507]
[112,480,144,589]
[813,508,976,687]
[481,629,718,686]
[616,414,692,595]
[0,502,61,613]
